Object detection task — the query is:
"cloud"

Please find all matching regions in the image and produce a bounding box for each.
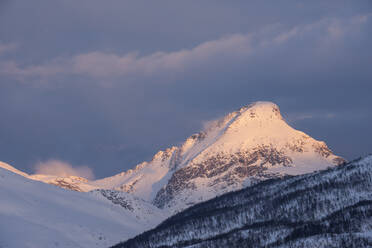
[0,13,370,83]
[1,2,371,177]
[34,159,95,180]
[286,112,337,123]
[72,33,252,78]
[273,27,299,44]
[0,60,64,81]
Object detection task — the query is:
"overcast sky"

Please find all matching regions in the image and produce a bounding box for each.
[0,0,371,178]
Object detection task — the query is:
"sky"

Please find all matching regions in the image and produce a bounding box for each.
[0,0,371,178]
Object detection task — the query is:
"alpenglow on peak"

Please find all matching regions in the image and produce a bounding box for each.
[239,101,283,118]
[92,101,345,212]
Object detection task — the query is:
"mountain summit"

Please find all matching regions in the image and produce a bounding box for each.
[92,101,345,212]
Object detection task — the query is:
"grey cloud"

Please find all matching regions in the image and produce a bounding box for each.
[1,14,369,83]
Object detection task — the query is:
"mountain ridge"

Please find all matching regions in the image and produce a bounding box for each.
[0,101,345,213]
[109,101,344,211]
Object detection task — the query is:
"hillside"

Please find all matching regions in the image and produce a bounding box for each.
[114,155,372,248]
[0,167,167,248]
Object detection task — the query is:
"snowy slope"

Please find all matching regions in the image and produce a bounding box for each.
[92,147,179,201]
[114,155,372,248]
[91,102,345,212]
[0,161,29,177]
[0,167,167,248]
[0,160,99,192]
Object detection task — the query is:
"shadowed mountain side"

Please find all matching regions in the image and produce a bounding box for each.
[113,155,372,248]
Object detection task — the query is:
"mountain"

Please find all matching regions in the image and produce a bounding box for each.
[11,102,343,213]
[0,166,167,248]
[92,102,345,212]
[0,101,349,247]
[113,155,372,248]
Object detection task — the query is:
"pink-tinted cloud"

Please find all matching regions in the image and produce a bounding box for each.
[72,33,252,78]
[34,159,95,180]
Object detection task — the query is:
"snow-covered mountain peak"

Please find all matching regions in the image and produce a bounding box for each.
[238,101,282,119]
[89,101,345,212]
[177,101,331,169]
[185,101,284,147]
[233,102,283,124]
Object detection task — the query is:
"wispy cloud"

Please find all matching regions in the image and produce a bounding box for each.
[71,33,253,78]
[0,14,370,83]
[34,159,95,180]
[0,60,65,81]
[286,112,337,124]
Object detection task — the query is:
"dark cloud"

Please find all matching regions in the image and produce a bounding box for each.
[0,1,371,177]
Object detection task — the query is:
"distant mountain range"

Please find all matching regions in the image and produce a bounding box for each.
[0,101,350,248]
